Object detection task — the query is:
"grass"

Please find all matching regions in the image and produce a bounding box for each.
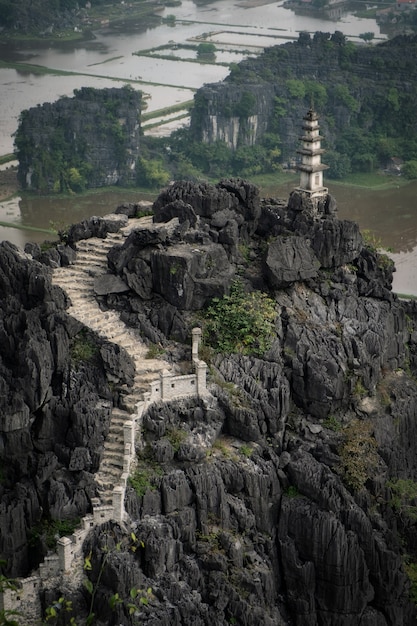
[134,47,230,67]
[251,171,297,188]
[128,460,163,497]
[0,220,54,234]
[141,100,194,122]
[0,154,15,165]
[328,171,409,190]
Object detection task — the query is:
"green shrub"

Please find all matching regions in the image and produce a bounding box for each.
[128,460,163,498]
[239,444,253,458]
[339,419,378,491]
[166,427,187,452]
[29,518,81,550]
[404,560,417,606]
[70,330,99,364]
[285,486,299,498]
[387,478,417,522]
[203,280,276,356]
[323,414,341,432]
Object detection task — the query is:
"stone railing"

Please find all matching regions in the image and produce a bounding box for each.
[0,337,209,624]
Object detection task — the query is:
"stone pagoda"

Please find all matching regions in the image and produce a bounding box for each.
[296,108,329,199]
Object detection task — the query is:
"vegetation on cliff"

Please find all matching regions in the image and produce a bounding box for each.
[2,177,417,623]
[12,33,417,192]
[186,32,417,181]
[14,86,142,193]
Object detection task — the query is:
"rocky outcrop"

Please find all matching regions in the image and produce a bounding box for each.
[0,242,115,575]
[15,86,142,192]
[2,178,417,625]
[189,34,417,165]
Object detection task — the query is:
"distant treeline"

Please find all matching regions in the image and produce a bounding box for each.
[0,0,139,32]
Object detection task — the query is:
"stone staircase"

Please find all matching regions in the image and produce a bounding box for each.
[52,217,172,505]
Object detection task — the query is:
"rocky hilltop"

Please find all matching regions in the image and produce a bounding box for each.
[189,33,417,168]
[1,176,417,625]
[14,86,142,193]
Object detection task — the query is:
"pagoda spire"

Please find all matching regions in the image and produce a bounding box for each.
[296,108,328,198]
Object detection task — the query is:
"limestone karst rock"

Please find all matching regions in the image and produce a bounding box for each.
[1,179,417,625]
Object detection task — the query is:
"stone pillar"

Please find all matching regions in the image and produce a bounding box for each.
[160,369,171,400]
[196,360,207,396]
[124,421,134,467]
[57,536,73,572]
[192,327,202,362]
[113,486,125,522]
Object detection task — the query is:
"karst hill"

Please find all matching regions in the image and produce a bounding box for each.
[1,164,417,624]
[14,33,417,192]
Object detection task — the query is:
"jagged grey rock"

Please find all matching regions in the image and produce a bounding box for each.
[1,179,417,626]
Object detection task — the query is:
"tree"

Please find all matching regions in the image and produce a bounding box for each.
[234,92,257,118]
[402,160,417,179]
[323,150,351,179]
[203,280,276,356]
[196,42,216,59]
[286,79,306,99]
[136,157,170,188]
[359,32,375,43]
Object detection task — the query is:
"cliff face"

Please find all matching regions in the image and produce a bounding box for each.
[189,34,417,163]
[0,240,132,576]
[1,179,417,625]
[14,86,142,193]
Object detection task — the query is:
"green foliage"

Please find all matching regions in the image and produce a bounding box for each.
[165,426,187,452]
[239,444,253,458]
[136,157,170,188]
[28,518,81,550]
[145,343,165,359]
[333,85,359,113]
[285,485,300,498]
[362,229,383,252]
[286,79,306,99]
[128,459,163,498]
[404,560,417,606]
[44,597,75,623]
[197,42,216,58]
[203,280,276,356]
[338,419,378,491]
[323,414,342,432]
[70,329,99,365]
[233,91,257,118]
[387,478,417,521]
[403,160,417,180]
[305,81,327,109]
[359,32,375,42]
[163,13,176,23]
[15,86,137,193]
[323,150,351,179]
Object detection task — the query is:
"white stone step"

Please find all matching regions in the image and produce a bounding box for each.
[52,226,176,507]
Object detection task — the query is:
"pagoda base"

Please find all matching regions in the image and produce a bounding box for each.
[288,188,336,219]
[295,186,328,198]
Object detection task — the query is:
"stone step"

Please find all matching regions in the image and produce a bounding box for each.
[101,459,124,472]
[103,442,124,456]
[52,228,179,508]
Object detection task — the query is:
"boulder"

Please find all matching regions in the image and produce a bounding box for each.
[151,243,235,310]
[265,236,321,288]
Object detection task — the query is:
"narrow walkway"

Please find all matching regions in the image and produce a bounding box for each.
[52,217,173,505]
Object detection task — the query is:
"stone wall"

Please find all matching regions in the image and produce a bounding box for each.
[0,359,209,624]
